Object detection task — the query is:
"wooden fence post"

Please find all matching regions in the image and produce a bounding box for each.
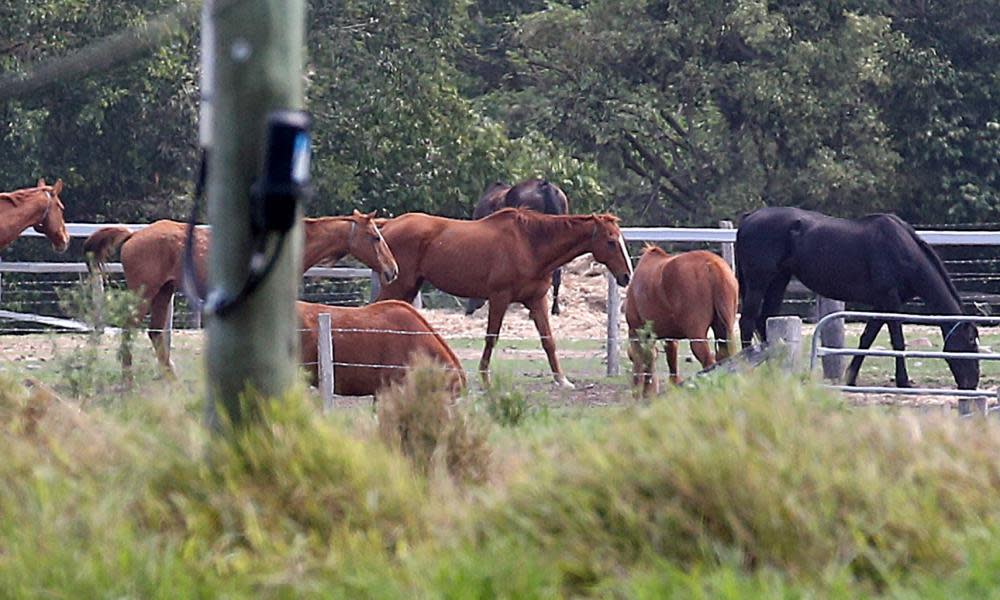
[814,296,845,380]
[719,220,735,272]
[766,316,803,373]
[318,312,334,411]
[606,271,621,376]
[203,0,306,428]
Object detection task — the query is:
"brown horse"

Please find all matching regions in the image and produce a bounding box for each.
[626,247,738,396]
[84,211,399,374]
[0,178,70,252]
[376,208,633,388]
[298,299,466,399]
[468,178,571,315]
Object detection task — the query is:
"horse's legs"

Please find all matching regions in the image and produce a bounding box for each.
[550,268,562,315]
[690,339,714,371]
[147,285,177,377]
[665,340,681,385]
[739,286,766,348]
[844,319,886,386]
[627,331,657,397]
[465,297,486,315]
[711,318,734,362]
[527,296,572,388]
[758,272,792,342]
[478,295,510,387]
[887,321,912,388]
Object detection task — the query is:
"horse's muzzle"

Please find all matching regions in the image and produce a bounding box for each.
[381,266,399,285]
[616,272,631,287]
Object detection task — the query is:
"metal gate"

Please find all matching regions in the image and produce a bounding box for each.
[809,311,1000,403]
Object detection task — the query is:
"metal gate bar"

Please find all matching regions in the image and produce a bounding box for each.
[810,310,1000,399]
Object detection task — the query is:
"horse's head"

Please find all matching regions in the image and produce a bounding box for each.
[943,321,980,390]
[33,178,69,253]
[349,209,399,285]
[588,213,632,287]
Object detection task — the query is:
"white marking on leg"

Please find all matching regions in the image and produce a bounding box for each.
[555,374,575,389]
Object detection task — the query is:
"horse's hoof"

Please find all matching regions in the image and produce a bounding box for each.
[551,306,561,316]
[554,375,575,390]
[897,379,913,388]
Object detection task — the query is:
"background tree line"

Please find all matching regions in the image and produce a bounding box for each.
[1,0,996,233]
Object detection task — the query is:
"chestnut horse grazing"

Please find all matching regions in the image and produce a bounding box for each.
[468,178,571,315]
[376,208,633,388]
[626,247,738,397]
[0,178,70,252]
[84,211,399,374]
[298,300,465,398]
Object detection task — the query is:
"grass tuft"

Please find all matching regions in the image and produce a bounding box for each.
[377,357,492,485]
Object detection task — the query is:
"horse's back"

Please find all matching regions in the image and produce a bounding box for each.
[628,249,734,337]
[505,179,569,215]
[298,300,464,395]
[473,182,511,219]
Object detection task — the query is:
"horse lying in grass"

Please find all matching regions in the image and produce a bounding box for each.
[736,206,980,389]
[0,178,70,252]
[298,300,465,399]
[626,247,738,396]
[468,179,571,315]
[375,207,633,389]
[84,210,399,375]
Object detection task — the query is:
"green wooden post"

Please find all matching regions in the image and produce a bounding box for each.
[204,0,305,428]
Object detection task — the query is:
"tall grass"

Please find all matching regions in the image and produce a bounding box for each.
[4,368,1000,597]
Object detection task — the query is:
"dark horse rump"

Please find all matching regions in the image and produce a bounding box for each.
[735,206,980,390]
[467,179,571,315]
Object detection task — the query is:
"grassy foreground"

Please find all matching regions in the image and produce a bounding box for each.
[3,370,1000,598]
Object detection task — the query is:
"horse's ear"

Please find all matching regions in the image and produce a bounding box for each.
[37,178,46,188]
[352,209,362,217]
[366,211,377,219]
[53,179,63,194]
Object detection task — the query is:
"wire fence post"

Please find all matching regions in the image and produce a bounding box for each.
[815,296,845,380]
[606,271,621,376]
[318,312,334,410]
[766,316,803,373]
[719,220,735,272]
[164,293,174,356]
[369,271,380,302]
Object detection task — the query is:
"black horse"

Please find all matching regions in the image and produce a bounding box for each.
[736,206,980,390]
[466,178,571,315]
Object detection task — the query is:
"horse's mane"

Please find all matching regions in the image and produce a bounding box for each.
[882,213,963,307]
[0,186,46,207]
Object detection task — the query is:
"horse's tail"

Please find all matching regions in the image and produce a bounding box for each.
[887,214,962,307]
[540,180,558,215]
[709,257,740,347]
[83,226,133,273]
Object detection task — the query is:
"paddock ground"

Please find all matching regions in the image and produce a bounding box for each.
[1,319,997,412]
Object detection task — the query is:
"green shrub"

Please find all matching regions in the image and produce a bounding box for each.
[473,370,1000,593]
[378,359,492,485]
[482,371,530,427]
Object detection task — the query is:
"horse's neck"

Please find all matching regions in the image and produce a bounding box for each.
[526,217,594,276]
[0,193,46,245]
[917,268,963,316]
[302,219,351,269]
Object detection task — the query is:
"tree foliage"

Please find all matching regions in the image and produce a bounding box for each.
[0,0,996,229]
